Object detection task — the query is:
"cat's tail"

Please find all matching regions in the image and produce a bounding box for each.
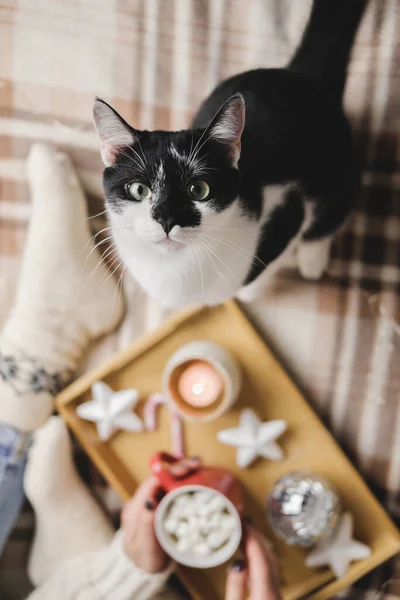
[288,0,367,102]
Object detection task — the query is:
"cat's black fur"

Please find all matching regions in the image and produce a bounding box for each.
[192,0,366,284]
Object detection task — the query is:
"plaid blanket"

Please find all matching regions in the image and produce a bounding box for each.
[0,0,399,598]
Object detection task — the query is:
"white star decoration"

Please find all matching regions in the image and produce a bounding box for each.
[306,512,371,578]
[77,381,143,441]
[217,408,287,468]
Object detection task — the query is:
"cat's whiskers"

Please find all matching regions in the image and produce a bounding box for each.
[188,130,194,166]
[187,128,216,175]
[98,243,119,266]
[187,233,223,280]
[106,171,135,186]
[190,232,240,284]
[87,224,135,249]
[189,134,213,166]
[103,247,120,269]
[111,265,126,319]
[87,208,108,220]
[101,254,124,288]
[83,235,115,265]
[84,226,113,250]
[200,231,267,269]
[85,224,132,253]
[131,147,146,170]
[118,148,146,174]
[121,144,146,170]
[206,236,263,269]
[198,165,219,174]
[184,150,218,179]
[84,223,135,263]
[82,226,130,281]
[194,240,223,279]
[84,242,118,279]
[79,240,118,293]
[186,125,213,173]
[187,129,202,165]
[200,225,240,231]
[188,234,226,280]
[107,224,136,230]
[190,243,204,303]
[136,136,147,167]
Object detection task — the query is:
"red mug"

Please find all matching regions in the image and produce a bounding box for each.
[150,452,244,516]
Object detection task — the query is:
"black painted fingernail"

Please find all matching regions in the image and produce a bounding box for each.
[231,559,246,572]
[155,489,166,503]
[244,515,253,525]
[145,500,154,510]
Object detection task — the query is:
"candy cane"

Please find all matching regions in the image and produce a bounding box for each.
[144,393,185,457]
[144,393,166,431]
[171,411,185,458]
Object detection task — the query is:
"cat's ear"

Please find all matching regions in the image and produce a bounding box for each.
[93,98,137,166]
[208,94,245,167]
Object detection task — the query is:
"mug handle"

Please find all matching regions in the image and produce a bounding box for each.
[150,452,199,490]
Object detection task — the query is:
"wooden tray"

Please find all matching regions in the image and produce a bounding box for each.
[57,302,400,600]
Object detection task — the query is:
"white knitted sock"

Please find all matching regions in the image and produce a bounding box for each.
[24,416,114,586]
[0,144,124,431]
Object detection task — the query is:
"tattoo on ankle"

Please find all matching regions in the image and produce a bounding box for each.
[0,349,73,396]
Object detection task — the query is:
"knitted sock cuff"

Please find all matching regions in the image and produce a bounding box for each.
[0,338,74,432]
[0,345,74,398]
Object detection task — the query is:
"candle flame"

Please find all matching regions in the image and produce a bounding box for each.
[192,382,205,396]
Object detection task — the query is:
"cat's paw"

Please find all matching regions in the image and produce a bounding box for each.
[297,238,331,280]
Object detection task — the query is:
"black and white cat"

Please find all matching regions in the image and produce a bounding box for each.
[94,0,365,308]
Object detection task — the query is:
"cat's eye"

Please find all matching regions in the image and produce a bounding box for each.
[126,182,152,201]
[188,180,210,201]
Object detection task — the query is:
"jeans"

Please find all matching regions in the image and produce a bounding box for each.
[0,422,31,555]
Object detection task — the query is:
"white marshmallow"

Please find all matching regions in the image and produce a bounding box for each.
[164,518,179,534]
[198,503,213,517]
[207,495,226,513]
[182,503,197,518]
[221,515,236,532]
[175,494,191,508]
[188,516,200,531]
[176,521,190,538]
[176,539,190,553]
[198,496,226,516]
[207,530,231,549]
[168,504,182,519]
[205,516,219,532]
[189,531,203,544]
[193,491,214,505]
[194,543,211,556]
[208,513,221,529]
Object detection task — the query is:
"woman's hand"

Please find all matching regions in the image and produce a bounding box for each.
[121,476,167,574]
[121,458,201,574]
[225,526,281,600]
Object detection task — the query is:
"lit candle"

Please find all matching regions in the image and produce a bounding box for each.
[178,360,224,407]
[164,341,242,422]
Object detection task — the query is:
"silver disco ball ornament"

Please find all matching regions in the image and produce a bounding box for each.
[267,472,341,547]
